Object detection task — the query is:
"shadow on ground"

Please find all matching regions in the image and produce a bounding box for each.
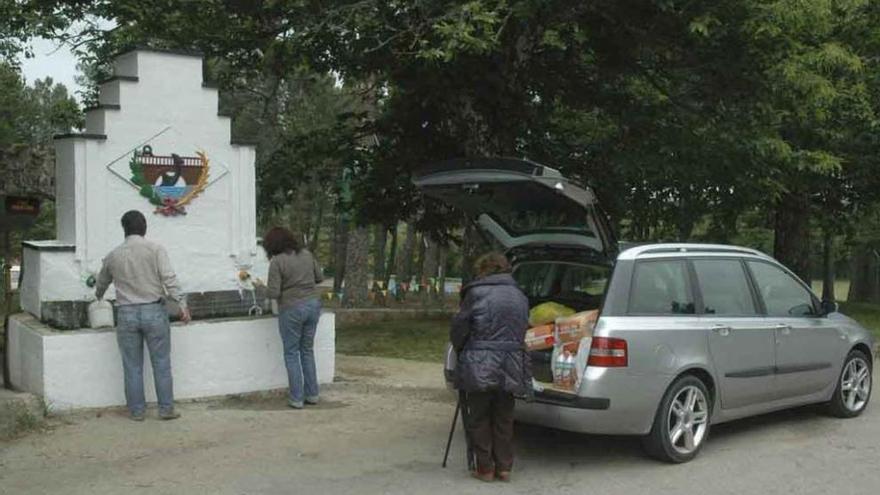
[508,403,836,467]
[208,392,349,411]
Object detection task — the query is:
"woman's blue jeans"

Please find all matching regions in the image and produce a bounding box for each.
[278,298,322,405]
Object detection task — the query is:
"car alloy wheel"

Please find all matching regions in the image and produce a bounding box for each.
[840,356,871,413]
[644,375,712,463]
[666,385,710,455]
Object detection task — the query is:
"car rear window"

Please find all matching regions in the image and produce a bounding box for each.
[514,262,609,311]
[629,260,695,315]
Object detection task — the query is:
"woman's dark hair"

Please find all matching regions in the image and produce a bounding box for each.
[121,210,147,237]
[474,252,511,279]
[262,227,302,258]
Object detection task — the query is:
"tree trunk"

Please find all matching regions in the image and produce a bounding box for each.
[3,229,13,388]
[415,233,427,282]
[385,223,398,287]
[460,220,485,285]
[309,189,326,253]
[343,225,370,307]
[332,214,349,295]
[821,229,835,303]
[372,224,388,282]
[436,244,448,307]
[847,244,880,304]
[292,188,310,242]
[773,191,812,283]
[421,236,439,297]
[676,193,697,242]
[399,223,417,284]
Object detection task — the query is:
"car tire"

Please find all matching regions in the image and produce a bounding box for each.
[827,349,872,418]
[642,375,712,463]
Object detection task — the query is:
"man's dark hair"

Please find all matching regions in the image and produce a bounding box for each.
[121,210,147,237]
[262,227,302,258]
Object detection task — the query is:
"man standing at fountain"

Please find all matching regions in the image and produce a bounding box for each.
[95,210,191,421]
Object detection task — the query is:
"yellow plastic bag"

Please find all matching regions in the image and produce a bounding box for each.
[528,302,575,326]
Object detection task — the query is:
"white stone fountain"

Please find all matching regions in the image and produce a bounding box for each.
[7,48,335,411]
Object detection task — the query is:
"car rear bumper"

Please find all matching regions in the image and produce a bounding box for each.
[515,367,670,435]
[530,389,610,410]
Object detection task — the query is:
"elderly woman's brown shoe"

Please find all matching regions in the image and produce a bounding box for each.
[471,469,495,482]
[496,471,511,482]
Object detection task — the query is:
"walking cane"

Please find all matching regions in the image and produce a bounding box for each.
[442,390,476,469]
[441,397,461,468]
[460,390,476,471]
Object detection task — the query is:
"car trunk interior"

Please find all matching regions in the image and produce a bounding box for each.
[511,252,610,388]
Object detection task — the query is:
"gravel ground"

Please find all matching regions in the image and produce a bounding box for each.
[0,355,878,495]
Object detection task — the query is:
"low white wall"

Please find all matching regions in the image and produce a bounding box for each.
[8,312,335,411]
[7,318,45,396]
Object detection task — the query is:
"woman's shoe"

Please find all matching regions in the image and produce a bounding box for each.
[496,471,511,482]
[471,469,495,483]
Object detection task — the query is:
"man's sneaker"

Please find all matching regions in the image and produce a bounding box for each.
[159,410,181,420]
[305,396,319,406]
[130,412,146,422]
[288,400,304,409]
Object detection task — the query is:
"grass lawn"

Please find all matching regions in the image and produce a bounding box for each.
[335,317,450,363]
[337,302,880,365]
[839,302,880,341]
[811,280,851,302]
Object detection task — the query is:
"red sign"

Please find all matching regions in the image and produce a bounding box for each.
[5,196,40,216]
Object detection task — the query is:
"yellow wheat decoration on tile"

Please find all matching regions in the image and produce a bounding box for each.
[177,150,210,207]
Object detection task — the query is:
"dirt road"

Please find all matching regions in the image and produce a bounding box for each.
[1,355,878,495]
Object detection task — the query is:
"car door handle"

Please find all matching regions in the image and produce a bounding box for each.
[712,325,731,336]
[776,324,792,336]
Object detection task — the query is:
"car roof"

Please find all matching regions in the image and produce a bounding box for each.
[617,243,774,261]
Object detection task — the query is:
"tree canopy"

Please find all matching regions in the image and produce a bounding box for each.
[5,0,880,287]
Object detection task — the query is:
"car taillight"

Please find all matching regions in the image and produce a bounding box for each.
[588,337,628,367]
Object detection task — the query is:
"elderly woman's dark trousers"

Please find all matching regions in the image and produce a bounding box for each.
[465,390,516,472]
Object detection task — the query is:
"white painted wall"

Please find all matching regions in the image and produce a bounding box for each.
[7,317,45,396]
[8,312,335,411]
[20,49,269,313]
[20,244,82,317]
[19,246,42,317]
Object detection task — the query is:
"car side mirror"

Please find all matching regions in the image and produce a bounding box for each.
[821,299,839,316]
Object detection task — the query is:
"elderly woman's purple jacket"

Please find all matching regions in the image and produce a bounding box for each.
[450,273,531,396]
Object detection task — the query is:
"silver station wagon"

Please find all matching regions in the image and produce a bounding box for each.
[415,158,875,463]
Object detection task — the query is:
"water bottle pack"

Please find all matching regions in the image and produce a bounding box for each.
[552,344,577,390]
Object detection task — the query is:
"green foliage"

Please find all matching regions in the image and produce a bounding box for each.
[5,0,880,277]
[0,62,82,147]
[128,153,162,206]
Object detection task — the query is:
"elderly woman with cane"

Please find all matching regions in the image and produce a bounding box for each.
[451,252,531,483]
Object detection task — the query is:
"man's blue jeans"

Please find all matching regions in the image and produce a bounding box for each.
[278,298,321,406]
[116,302,174,415]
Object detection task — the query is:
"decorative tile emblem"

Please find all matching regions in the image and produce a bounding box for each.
[106,126,229,216]
[129,145,209,216]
